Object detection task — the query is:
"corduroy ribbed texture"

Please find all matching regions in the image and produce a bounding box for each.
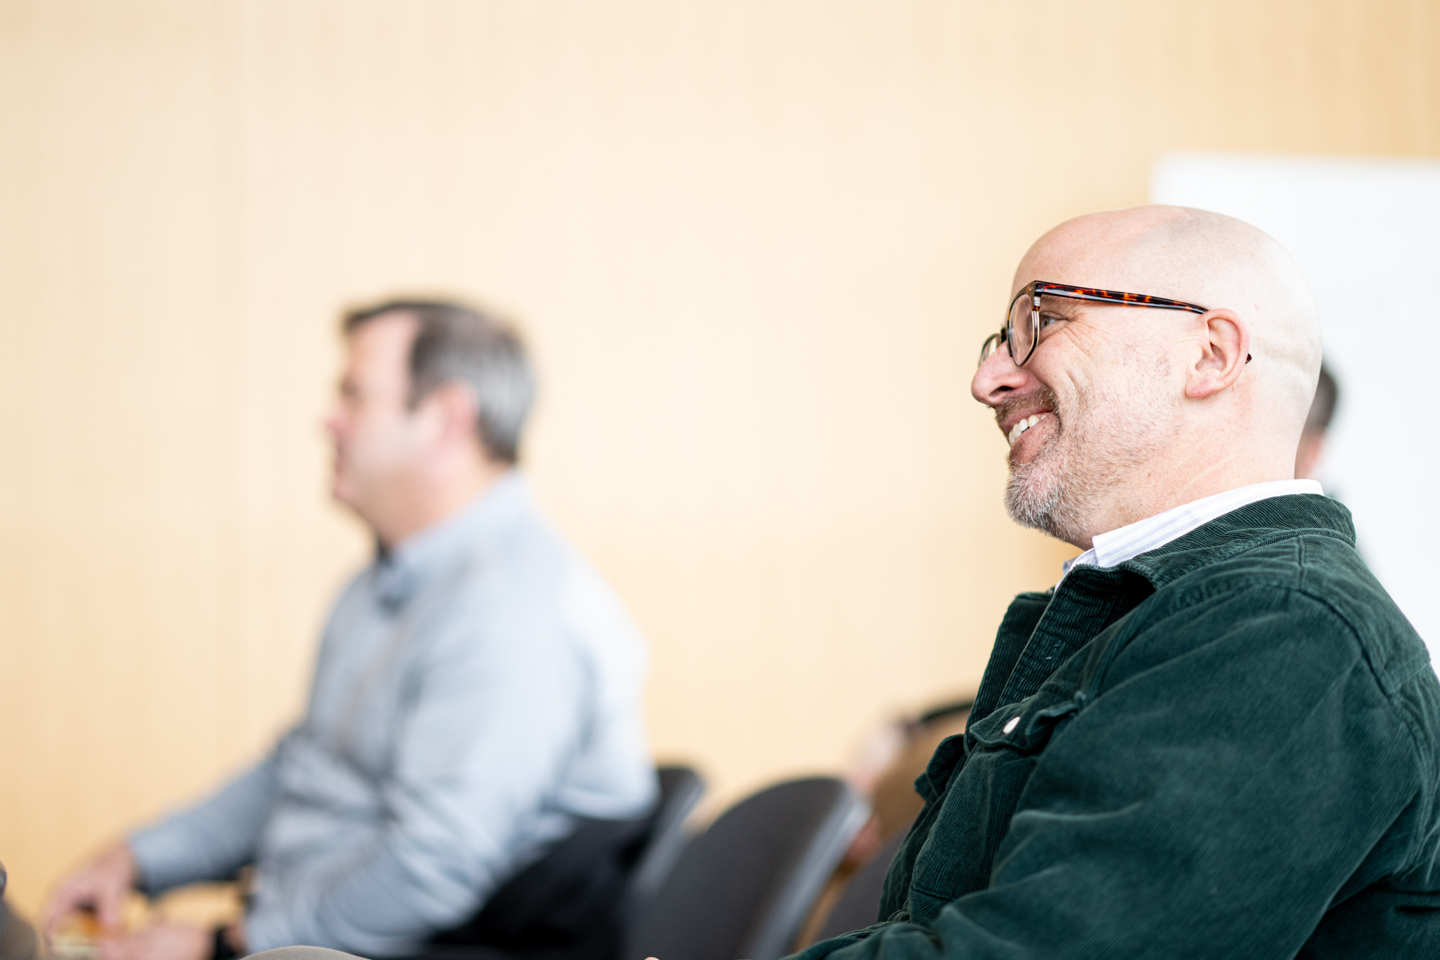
[794,495,1440,959]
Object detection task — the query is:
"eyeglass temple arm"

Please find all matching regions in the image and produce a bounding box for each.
[1031,285,1209,314]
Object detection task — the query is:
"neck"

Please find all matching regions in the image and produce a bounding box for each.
[374,457,510,550]
[1069,439,1293,551]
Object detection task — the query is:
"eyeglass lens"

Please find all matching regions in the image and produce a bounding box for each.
[1007,290,1090,367]
[983,287,1100,368]
[979,332,1002,366]
[1006,290,1036,365]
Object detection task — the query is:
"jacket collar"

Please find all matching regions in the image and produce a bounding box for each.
[972,494,1355,726]
[1117,493,1354,590]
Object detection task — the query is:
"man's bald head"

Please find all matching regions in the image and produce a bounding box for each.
[1018,205,1322,433]
[974,205,1323,548]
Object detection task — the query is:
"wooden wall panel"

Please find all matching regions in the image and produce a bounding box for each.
[0,0,237,916]
[0,0,1435,915]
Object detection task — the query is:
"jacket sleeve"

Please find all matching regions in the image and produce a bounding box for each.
[242,599,597,957]
[128,747,282,893]
[793,586,1426,960]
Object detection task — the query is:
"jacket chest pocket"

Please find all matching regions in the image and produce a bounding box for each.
[905,683,1088,922]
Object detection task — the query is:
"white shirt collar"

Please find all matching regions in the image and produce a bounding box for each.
[1059,479,1326,583]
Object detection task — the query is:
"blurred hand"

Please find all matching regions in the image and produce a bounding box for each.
[99,922,209,960]
[42,843,138,936]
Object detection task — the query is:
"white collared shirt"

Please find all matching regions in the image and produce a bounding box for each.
[1059,479,1326,583]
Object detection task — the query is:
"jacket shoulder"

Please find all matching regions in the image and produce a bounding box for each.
[1126,529,1440,788]
[1184,530,1431,696]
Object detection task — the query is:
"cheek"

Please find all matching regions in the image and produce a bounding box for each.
[1052,351,1141,422]
[346,415,413,461]
[1028,338,1094,399]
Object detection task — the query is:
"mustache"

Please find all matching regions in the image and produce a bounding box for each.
[994,385,1061,433]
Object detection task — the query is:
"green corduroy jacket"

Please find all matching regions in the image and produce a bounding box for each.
[795,494,1440,959]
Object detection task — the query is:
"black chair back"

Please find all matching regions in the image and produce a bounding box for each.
[625,777,867,960]
[411,766,705,960]
[624,766,705,919]
[0,862,38,960]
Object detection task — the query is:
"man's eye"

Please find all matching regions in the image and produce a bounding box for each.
[1038,312,1066,330]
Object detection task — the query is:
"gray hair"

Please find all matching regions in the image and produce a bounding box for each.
[1305,362,1339,434]
[342,298,536,463]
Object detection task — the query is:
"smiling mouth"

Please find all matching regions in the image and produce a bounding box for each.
[1007,413,1050,446]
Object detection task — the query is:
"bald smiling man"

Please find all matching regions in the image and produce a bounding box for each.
[790,207,1440,959]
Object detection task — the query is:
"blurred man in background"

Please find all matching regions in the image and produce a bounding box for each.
[43,300,657,960]
[791,206,1440,958]
[1295,362,1339,480]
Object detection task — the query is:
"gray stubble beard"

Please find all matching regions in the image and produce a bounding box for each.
[1001,372,1176,546]
[1004,410,1101,546]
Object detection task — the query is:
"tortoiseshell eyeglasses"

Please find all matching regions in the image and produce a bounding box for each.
[979,281,1210,368]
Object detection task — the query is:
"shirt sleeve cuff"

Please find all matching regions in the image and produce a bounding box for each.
[127,821,202,895]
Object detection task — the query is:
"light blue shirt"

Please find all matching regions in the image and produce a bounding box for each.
[129,473,656,956]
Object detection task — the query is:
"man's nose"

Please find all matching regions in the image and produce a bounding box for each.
[323,406,345,439]
[970,348,1031,406]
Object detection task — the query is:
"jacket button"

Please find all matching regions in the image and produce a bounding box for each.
[1003,715,1021,734]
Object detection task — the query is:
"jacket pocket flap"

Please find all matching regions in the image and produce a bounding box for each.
[968,688,1089,753]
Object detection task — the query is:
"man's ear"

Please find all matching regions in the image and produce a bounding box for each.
[422,380,482,445]
[1185,308,1249,400]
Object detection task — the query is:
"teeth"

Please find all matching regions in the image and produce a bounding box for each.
[1007,413,1045,446]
